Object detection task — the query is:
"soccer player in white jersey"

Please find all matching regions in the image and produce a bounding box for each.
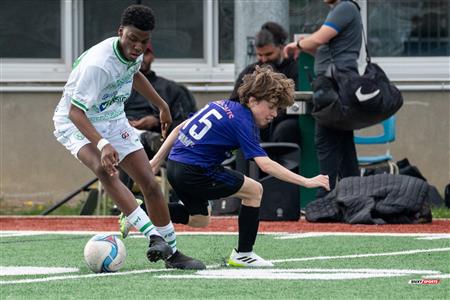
[53,4,204,270]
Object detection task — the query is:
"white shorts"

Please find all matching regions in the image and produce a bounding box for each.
[53,118,143,162]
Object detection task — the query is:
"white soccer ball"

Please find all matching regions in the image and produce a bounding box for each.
[84,234,126,273]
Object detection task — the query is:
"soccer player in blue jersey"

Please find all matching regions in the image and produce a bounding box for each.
[150,66,330,267]
[53,4,204,270]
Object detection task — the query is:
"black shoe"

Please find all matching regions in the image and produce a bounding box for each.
[165,250,206,270]
[146,235,172,262]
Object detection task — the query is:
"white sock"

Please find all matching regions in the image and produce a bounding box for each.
[156,222,177,254]
[127,206,161,239]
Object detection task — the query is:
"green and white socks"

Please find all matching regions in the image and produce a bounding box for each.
[156,222,177,254]
[127,206,178,254]
[126,206,161,239]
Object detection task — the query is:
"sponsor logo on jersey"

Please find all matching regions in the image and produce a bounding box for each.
[121,130,130,140]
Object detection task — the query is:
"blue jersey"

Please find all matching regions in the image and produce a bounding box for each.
[169,100,267,167]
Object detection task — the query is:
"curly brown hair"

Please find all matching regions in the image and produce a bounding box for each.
[237,65,294,109]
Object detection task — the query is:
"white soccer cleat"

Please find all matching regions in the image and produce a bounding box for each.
[227,248,274,267]
[118,198,143,238]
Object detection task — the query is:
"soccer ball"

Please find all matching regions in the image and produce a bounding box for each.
[84,234,126,273]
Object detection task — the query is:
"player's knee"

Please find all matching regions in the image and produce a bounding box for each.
[93,164,111,182]
[241,181,263,207]
[251,180,264,200]
[138,178,161,196]
[256,181,263,199]
[188,214,210,228]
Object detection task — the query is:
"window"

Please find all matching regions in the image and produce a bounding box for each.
[142,0,204,59]
[368,0,449,57]
[81,0,234,82]
[0,0,61,60]
[84,0,204,60]
[83,1,133,51]
[1,0,72,82]
[363,0,449,81]
[1,0,233,83]
[218,0,234,63]
[289,0,449,82]
[289,0,328,36]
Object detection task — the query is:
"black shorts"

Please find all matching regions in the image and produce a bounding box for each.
[167,159,245,216]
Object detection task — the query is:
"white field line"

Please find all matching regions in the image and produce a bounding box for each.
[0,268,174,285]
[423,274,450,279]
[276,232,450,239]
[270,247,450,263]
[1,231,449,238]
[0,231,240,237]
[157,268,443,280]
[1,247,448,285]
[416,235,450,240]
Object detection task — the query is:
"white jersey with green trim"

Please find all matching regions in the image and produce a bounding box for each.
[53,37,142,124]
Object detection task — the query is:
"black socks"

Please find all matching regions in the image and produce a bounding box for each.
[238,205,260,252]
[168,202,190,225]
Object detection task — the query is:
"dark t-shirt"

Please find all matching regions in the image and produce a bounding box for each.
[314,0,362,75]
[124,71,197,132]
[230,57,298,100]
[229,57,299,142]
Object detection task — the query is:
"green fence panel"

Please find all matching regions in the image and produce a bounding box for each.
[297,52,319,208]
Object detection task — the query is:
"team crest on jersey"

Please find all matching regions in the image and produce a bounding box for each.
[73,131,85,141]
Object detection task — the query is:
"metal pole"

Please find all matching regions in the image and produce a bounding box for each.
[40,178,98,215]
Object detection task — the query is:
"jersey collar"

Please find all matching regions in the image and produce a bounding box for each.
[113,38,133,66]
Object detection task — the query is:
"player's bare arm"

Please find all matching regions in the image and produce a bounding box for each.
[254,156,330,190]
[133,71,172,137]
[283,25,338,58]
[129,115,159,130]
[68,105,118,176]
[149,120,187,174]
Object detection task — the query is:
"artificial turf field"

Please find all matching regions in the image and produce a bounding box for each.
[1,229,449,299]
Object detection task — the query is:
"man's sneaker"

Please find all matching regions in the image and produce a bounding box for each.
[146,235,172,262]
[227,249,273,267]
[118,198,143,238]
[165,250,206,270]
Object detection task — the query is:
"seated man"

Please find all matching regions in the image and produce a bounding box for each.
[230,22,301,146]
[120,42,197,189]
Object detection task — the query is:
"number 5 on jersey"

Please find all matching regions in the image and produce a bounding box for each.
[183,106,223,140]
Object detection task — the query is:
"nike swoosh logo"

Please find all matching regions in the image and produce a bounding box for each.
[355,87,380,102]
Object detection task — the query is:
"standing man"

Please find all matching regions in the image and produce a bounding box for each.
[53,4,204,270]
[231,22,300,146]
[284,0,362,197]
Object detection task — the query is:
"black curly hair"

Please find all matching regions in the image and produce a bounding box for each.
[121,4,155,31]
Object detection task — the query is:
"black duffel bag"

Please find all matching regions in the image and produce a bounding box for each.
[310,1,403,131]
[311,61,403,131]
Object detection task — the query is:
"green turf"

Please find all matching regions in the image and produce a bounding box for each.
[0,233,449,299]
